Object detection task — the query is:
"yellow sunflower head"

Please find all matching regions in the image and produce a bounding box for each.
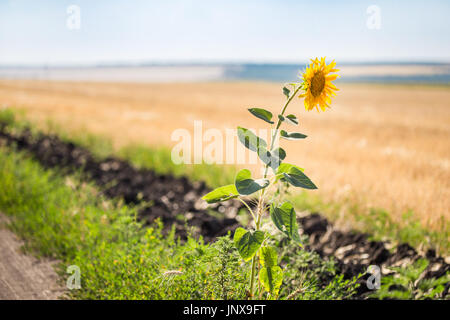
[299,57,339,112]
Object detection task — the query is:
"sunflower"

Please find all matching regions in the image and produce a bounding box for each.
[299,57,339,112]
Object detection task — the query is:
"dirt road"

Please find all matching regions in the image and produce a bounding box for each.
[0,214,65,300]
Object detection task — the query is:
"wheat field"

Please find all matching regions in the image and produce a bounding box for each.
[0,80,449,231]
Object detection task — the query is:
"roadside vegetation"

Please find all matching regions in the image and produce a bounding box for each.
[0,108,448,300]
[0,137,359,299]
[369,258,449,300]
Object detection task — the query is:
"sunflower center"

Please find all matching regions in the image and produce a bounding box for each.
[310,71,325,97]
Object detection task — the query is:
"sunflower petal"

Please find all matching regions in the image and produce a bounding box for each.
[299,57,339,112]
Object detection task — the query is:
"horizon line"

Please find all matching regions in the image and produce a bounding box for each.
[1,60,450,69]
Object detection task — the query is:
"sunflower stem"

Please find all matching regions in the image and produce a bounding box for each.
[248,86,302,299]
[263,84,303,179]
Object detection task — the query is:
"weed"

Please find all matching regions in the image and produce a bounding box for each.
[370,259,449,300]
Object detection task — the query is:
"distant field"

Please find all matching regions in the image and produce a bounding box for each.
[0,80,449,232]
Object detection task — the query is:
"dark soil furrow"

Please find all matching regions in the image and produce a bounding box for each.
[0,127,241,242]
[299,213,449,297]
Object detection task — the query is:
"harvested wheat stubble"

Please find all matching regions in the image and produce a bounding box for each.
[0,125,448,299]
[1,81,448,230]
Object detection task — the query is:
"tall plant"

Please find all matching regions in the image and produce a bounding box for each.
[202,57,340,299]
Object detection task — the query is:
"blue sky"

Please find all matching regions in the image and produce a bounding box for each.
[0,0,449,65]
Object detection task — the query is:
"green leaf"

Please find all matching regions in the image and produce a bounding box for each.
[285,114,298,125]
[257,147,286,171]
[248,108,274,124]
[269,147,286,171]
[235,169,269,195]
[257,146,271,166]
[259,246,278,267]
[282,166,317,190]
[237,127,267,152]
[259,266,283,295]
[276,163,304,175]
[202,184,239,204]
[270,202,302,244]
[276,163,316,190]
[233,227,265,261]
[280,130,307,140]
[272,147,286,161]
[282,87,290,99]
[278,114,298,126]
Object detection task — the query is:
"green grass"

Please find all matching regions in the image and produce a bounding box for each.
[369,259,449,300]
[118,144,237,189]
[1,107,448,255]
[0,145,362,299]
[0,146,247,299]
